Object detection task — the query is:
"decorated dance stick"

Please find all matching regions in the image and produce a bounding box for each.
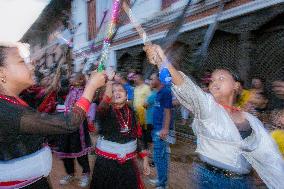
[122,1,152,46]
[160,0,192,50]
[122,1,173,85]
[196,0,224,67]
[97,0,121,72]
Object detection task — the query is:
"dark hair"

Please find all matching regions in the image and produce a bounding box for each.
[135,72,144,80]
[58,78,70,97]
[151,72,160,80]
[113,81,125,87]
[251,77,265,83]
[0,47,8,67]
[116,72,128,81]
[112,82,127,93]
[215,67,241,82]
[61,78,70,88]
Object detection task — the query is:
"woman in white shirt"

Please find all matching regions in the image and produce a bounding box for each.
[144,44,284,189]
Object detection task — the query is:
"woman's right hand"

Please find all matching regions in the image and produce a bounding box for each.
[82,71,106,102]
[272,81,284,99]
[143,44,166,67]
[143,102,148,109]
[143,157,151,176]
[87,71,107,90]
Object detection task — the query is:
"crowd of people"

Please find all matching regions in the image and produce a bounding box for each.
[0,41,283,189]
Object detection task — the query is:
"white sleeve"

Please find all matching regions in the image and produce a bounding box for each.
[242,114,284,189]
[171,71,213,120]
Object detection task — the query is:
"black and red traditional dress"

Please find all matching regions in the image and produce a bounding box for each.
[90,97,147,189]
[0,93,90,189]
[53,86,95,158]
[53,86,95,177]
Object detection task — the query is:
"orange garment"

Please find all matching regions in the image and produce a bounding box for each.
[133,84,150,126]
[271,129,284,158]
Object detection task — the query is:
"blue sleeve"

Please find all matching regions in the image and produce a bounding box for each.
[127,87,134,100]
[161,88,172,109]
[147,93,155,105]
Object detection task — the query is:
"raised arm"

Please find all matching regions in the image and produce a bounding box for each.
[96,68,116,117]
[19,71,106,135]
[144,44,212,119]
[20,103,87,134]
[96,81,113,118]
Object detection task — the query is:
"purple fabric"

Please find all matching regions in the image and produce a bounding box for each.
[88,103,96,122]
[53,86,94,158]
[64,87,84,112]
[53,147,95,159]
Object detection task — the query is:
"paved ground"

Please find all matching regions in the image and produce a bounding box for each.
[49,112,196,189]
[49,125,267,189]
[49,139,194,189]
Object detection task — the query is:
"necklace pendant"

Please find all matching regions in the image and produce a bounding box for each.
[120,124,130,133]
[120,127,130,133]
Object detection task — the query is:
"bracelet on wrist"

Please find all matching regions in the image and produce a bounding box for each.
[159,58,170,71]
[138,150,148,159]
[76,97,91,113]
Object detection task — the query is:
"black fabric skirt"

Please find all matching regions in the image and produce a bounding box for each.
[54,119,94,158]
[90,156,143,189]
[23,177,51,189]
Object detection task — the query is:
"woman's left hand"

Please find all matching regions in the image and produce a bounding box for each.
[143,44,166,67]
[159,128,169,140]
[106,67,115,81]
[272,81,284,99]
[143,158,151,176]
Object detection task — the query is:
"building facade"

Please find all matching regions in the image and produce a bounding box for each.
[22,0,284,91]
[71,0,284,83]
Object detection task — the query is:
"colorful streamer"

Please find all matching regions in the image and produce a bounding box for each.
[97,0,121,72]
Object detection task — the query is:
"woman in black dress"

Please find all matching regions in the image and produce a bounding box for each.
[55,73,94,187]
[0,42,106,189]
[90,80,150,189]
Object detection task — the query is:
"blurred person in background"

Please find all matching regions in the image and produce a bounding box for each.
[133,73,151,149]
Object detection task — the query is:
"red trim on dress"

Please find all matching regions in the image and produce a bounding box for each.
[103,95,112,104]
[88,122,96,132]
[37,91,57,113]
[95,147,137,164]
[76,97,91,113]
[0,95,44,188]
[131,158,144,189]
[138,150,148,159]
[0,177,43,188]
[0,180,25,186]
[0,94,28,107]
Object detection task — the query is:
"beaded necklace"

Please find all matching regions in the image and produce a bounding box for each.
[221,104,240,112]
[114,105,131,133]
[0,94,28,107]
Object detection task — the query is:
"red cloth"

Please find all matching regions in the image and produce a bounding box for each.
[95,147,136,164]
[88,122,96,132]
[138,150,148,159]
[103,95,112,104]
[76,97,91,113]
[37,91,57,113]
[0,180,26,187]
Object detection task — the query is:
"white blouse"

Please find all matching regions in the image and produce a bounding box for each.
[171,72,284,189]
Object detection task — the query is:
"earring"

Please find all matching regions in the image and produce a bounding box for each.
[1,78,6,83]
